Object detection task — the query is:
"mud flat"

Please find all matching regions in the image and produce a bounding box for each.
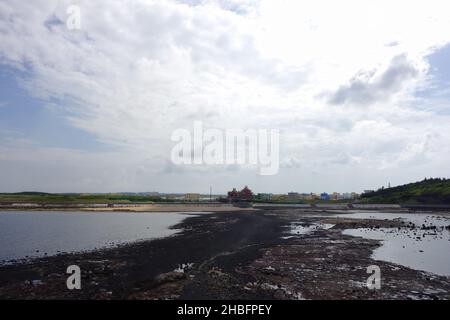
[0,210,449,300]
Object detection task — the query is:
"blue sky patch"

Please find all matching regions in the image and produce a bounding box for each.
[0,64,107,152]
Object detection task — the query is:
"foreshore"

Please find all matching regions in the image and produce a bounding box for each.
[1,209,449,300]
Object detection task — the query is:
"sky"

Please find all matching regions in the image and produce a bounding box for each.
[1,0,450,194]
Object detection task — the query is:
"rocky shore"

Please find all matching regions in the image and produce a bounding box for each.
[1,210,449,300]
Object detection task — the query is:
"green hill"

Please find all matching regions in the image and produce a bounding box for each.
[361,178,450,204]
[0,193,166,204]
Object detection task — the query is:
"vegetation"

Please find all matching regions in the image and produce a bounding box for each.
[360,178,450,204]
[0,193,170,204]
[4,178,450,205]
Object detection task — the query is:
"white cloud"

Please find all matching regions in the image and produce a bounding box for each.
[327,55,423,106]
[1,0,450,192]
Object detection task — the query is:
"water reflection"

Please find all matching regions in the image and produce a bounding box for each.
[340,212,450,276]
[0,211,197,263]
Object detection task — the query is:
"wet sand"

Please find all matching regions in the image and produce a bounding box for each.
[0,209,449,300]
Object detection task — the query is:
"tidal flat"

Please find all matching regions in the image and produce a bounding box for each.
[0,209,449,300]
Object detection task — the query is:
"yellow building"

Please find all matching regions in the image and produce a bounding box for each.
[330,192,340,200]
[304,193,319,200]
[351,192,360,200]
[184,193,200,202]
[272,194,289,202]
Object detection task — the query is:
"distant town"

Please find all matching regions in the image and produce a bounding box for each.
[3,178,450,208]
[230,186,361,202]
[95,186,367,203]
[87,186,370,203]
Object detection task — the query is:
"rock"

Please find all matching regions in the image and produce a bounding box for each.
[31,279,43,286]
[155,271,186,284]
[208,267,227,277]
[273,290,287,299]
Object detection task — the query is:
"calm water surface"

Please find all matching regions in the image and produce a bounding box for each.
[0,211,199,263]
[337,212,450,276]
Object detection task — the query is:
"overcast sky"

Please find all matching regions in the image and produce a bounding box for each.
[1,0,450,194]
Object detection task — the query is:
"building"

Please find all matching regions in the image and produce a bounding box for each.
[256,193,273,201]
[341,193,355,200]
[228,188,239,200]
[330,192,340,200]
[227,186,254,202]
[288,192,300,201]
[304,193,314,200]
[306,193,320,200]
[165,194,177,200]
[239,186,254,200]
[272,194,289,201]
[320,192,330,200]
[184,193,200,202]
[298,193,310,200]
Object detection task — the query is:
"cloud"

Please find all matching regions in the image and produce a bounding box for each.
[176,0,261,15]
[327,55,422,106]
[1,0,450,192]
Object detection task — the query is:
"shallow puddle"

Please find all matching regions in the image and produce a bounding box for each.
[339,212,450,276]
[282,222,335,239]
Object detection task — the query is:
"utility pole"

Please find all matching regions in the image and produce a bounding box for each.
[210,186,212,202]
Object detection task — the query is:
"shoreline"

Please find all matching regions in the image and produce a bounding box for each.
[2,202,450,213]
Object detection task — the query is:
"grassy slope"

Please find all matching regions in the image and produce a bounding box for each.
[0,192,165,204]
[360,178,450,204]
